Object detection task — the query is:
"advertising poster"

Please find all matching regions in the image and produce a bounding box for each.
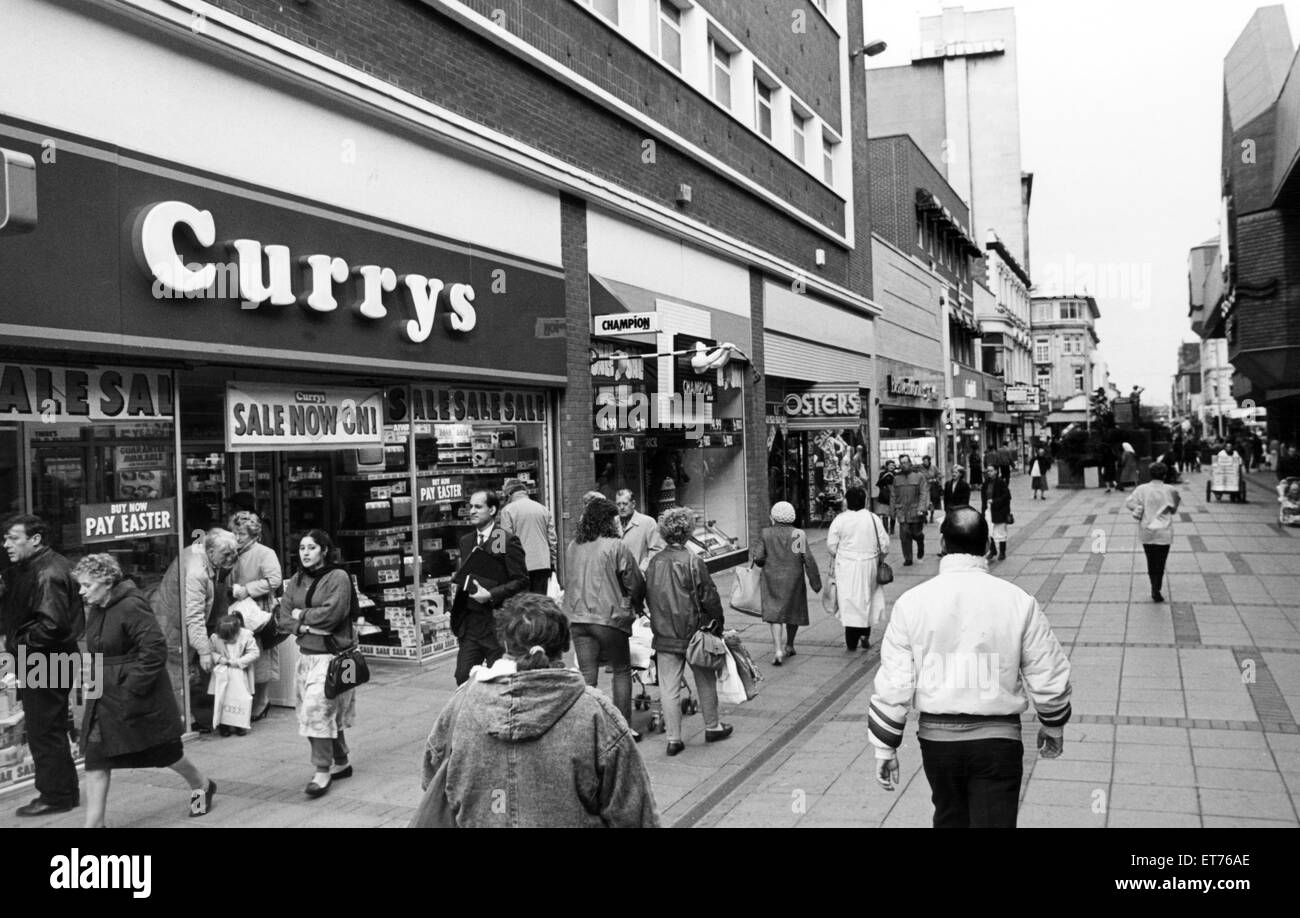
[226,383,384,451]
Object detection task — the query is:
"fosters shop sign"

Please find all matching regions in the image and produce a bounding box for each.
[226,383,383,451]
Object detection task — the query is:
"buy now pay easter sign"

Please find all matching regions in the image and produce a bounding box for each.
[80,499,176,544]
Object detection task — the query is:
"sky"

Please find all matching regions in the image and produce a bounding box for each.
[864,0,1300,404]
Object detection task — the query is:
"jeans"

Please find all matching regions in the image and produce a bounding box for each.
[897,520,925,563]
[20,683,79,806]
[919,738,1023,828]
[571,623,632,725]
[309,732,350,771]
[527,569,552,595]
[844,626,871,650]
[454,631,503,685]
[1142,544,1171,595]
[656,651,720,742]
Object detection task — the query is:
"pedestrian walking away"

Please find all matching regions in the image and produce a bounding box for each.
[644,507,732,756]
[1125,462,1181,602]
[227,511,282,723]
[752,501,822,665]
[449,489,529,685]
[72,554,215,827]
[2,514,85,817]
[563,496,646,738]
[921,455,942,522]
[825,487,890,651]
[277,530,360,798]
[411,593,659,827]
[1030,447,1050,500]
[499,478,558,595]
[615,489,666,572]
[890,455,927,565]
[868,507,1073,828]
[875,460,896,534]
[1117,442,1139,491]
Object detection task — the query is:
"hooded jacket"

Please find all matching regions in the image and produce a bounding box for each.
[412,665,659,828]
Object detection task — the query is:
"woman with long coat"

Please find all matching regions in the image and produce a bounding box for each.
[1117,442,1139,491]
[983,474,1013,561]
[73,554,215,827]
[825,485,890,651]
[753,501,821,665]
[874,461,896,534]
[228,511,282,722]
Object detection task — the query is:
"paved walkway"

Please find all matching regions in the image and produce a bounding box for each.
[3,469,1297,827]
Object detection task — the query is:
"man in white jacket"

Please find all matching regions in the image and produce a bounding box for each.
[868,507,1072,827]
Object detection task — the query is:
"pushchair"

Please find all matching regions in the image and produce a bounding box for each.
[1279,478,1300,526]
[629,618,696,733]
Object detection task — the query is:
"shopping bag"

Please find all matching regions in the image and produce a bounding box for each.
[230,596,270,634]
[822,580,839,615]
[728,564,763,617]
[716,647,748,705]
[212,667,252,730]
[546,572,563,603]
[629,617,654,670]
[723,631,761,701]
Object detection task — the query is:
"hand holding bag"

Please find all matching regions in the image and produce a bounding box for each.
[729,563,762,617]
[324,627,370,699]
[871,514,894,586]
[822,579,839,615]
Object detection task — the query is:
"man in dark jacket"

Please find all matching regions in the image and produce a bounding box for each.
[942,466,972,512]
[2,515,84,816]
[450,490,528,685]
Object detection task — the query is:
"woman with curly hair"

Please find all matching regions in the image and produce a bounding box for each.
[644,507,731,756]
[73,553,215,827]
[227,511,282,722]
[563,497,646,737]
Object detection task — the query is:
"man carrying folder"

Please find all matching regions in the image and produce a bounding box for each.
[451,489,529,685]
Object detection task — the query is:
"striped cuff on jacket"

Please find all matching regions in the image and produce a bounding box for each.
[868,702,906,749]
[1036,702,1072,729]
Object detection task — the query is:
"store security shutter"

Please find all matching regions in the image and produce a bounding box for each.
[763,332,873,388]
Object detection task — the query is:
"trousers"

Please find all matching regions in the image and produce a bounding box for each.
[571,623,632,725]
[920,738,1023,828]
[454,631,503,685]
[897,520,925,563]
[21,682,80,806]
[656,651,720,742]
[1142,544,1171,594]
[309,732,350,771]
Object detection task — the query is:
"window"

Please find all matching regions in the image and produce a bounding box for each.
[1032,302,1053,323]
[1037,368,1052,391]
[754,78,773,139]
[1034,337,1050,363]
[709,36,732,107]
[791,110,807,164]
[658,0,682,72]
[585,0,619,24]
[823,134,836,184]
[916,215,925,249]
[1073,367,1085,392]
[1060,301,1083,320]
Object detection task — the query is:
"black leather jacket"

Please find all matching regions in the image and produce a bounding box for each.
[1,545,85,652]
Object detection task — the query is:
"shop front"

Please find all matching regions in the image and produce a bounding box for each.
[765,382,869,527]
[587,275,750,571]
[0,116,566,768]
[951,368,996,473]
[878,358,944,469]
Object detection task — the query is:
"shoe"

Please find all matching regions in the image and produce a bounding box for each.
[917,544,925,560]
[903,560,913,567]
[305,776,331,798]
[666,741,685,756]
[189,780,215,817]
[772,654,783,666]
[251,705,272,723]
[218,725,231,737]
[631,730,643,743]
[705,724,734,743]
[191,721,212,735]
[16,798,78,817]
[1152,591,1165,603]
[784,646,796,658]
[329,764,353,780]
[233,728,248,737]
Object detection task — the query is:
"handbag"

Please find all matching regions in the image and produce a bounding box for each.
[1007,511,1016,525]
[822,579,839,614]
[685,628,728,673]
[324,629,370,699]
[729,563,762,617]
[871,513,894,586]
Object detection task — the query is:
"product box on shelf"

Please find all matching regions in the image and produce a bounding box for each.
[365,500,391,524]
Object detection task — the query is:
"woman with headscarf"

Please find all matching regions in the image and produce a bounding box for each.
[1125,461,1180,602]
[1117,442,1139,491]
[752,500,821,665]
[825,486,890,651]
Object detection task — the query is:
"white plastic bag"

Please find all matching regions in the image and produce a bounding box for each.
[210,666,253,730]
[546,572,563,604]
[230,596,271,634]
[629,617,653,670]
[716,646,748,705]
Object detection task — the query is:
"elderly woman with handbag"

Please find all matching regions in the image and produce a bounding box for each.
[73,554,215,827]
[277,529,358,798]
[753,501,821,666]
[1125,461,1181,603]
[825,486,891,651]
[644,507,732,757]
[227,511,282,722]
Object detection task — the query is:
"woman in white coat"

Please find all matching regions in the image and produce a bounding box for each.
[826,485,890,651]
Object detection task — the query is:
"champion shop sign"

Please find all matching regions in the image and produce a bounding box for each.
[593,312,660,335]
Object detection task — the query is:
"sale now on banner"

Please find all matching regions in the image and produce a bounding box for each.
[226,383,384,451]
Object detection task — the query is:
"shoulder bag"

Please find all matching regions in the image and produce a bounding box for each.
[871,513,894,585]
[304,569,370,699]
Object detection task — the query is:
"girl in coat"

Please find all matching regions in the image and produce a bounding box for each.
[1125,461,1181,602]
[73,554,215,827]
[753,501,821,665]
[208,612,260,736]
[825,486,890,651]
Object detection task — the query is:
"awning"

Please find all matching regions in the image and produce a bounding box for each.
[951,397,994,413]
[1046,411,1086,424]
